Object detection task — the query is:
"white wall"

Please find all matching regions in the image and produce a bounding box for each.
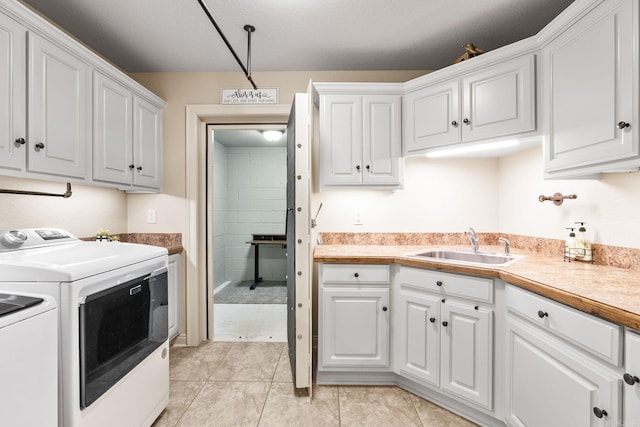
[314,156,500,233]
[212,141,227,288]
[498,145,640,248]
[0,176,127,237]
[224,146,287,282]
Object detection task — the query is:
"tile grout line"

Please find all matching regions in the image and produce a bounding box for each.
[255,343,282,426]
[408,393,426,427]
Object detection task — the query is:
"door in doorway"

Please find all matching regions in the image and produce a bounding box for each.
[286,92,312,392]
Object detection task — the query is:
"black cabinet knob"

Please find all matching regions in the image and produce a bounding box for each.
[354,272,359,278]
[382,306,388,312]
[436,280,443,286]
[14,137,26,145]
[429,317,436,323]
[593,407,608,419]
[442,321,448,327]
[463,118,470,124]
[537,310,548,318]
[623,373,640,385]
[366,165,370,171]
[451,120,458,127]
[617,121,630,129]
[35,142,45,150]
[355,165,361,171]
[137,166,143,171]
[129,164,135,170]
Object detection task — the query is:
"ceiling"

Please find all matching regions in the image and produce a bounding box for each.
[20,0,574,74]
[213,129,287,148]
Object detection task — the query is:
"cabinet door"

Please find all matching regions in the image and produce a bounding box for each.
[362,95,402,185]
[168,253,181,340]
[0,13,26,172]
[461,54,535,143]
[319,94,363,186]
[440,300,493,409]
[506,317,622,427]
[395,288,440,386]
[132,95,162,189]
[93,72,133,185]
[545,0,635,174]
[321,287,389,367]
[403,80,460,154]
[28,33,90,179]
[624,330,640,426]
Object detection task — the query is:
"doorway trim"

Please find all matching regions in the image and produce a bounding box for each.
[185,104,291,346]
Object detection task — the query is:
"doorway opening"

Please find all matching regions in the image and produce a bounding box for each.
[208,125,288,342]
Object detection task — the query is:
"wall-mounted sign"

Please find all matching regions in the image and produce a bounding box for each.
[221,88,278,104]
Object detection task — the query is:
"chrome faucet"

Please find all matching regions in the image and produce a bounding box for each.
[466,227,478,252]
[498,237,510,255]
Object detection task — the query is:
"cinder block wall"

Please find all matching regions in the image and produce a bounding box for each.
[225,146,287,282]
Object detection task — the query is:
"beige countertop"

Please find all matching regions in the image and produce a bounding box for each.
[314,244,640,331]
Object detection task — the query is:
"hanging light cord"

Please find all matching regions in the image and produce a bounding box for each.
[194,0,258,89]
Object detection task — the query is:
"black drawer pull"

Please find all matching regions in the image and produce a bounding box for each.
[429,317,436,323]
[537,310,548,318]
[442,321,448,327]
[436,280,443,286]
[354,272,359,278]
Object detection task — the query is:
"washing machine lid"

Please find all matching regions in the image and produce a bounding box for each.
[0,241,167,282]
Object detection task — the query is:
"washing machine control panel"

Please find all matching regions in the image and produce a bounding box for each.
[0,228,78,251]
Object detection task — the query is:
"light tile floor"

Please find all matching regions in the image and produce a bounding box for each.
[152,341,478,426]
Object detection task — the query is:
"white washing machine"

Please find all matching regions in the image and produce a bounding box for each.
[0,228,169,427]
[0,292,57,427]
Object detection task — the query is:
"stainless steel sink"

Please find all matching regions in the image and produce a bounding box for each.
[406,249,524,267]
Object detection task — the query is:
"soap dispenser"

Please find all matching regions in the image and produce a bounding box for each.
[565,227,576,261]
[574,222,592,262]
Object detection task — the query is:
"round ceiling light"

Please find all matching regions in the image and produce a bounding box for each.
[262,130,283,142]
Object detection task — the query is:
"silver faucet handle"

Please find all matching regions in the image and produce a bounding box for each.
[498,237,510,255]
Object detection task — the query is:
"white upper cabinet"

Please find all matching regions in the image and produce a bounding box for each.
[132,95,163,189]
[94,72,163,190]
[403,80,460,152]
[404,54,536,155]
[461,55,535,142]
[544,0,637,177]
[0,1,165,190]
[27,32,91,179]
[0,12,26,172]
[315,83,403,189]
[93,72,133,185]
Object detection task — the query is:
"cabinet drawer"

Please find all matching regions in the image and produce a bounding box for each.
[322,264,390,284]
[397,267,493,303]
[505,285,622,366]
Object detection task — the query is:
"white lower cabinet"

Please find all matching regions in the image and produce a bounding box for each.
[394,266,493,410]
[167,253,182,340]
[624,330,640,426]
[319,264,390,369]
[505,285,622,427]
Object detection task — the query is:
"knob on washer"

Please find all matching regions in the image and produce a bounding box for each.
[2,230,28,247]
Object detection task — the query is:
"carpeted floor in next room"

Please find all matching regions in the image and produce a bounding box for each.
[214,280,287,304]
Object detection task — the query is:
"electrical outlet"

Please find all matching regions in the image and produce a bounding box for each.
[147,209,157,224]
[354,210,363,225]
